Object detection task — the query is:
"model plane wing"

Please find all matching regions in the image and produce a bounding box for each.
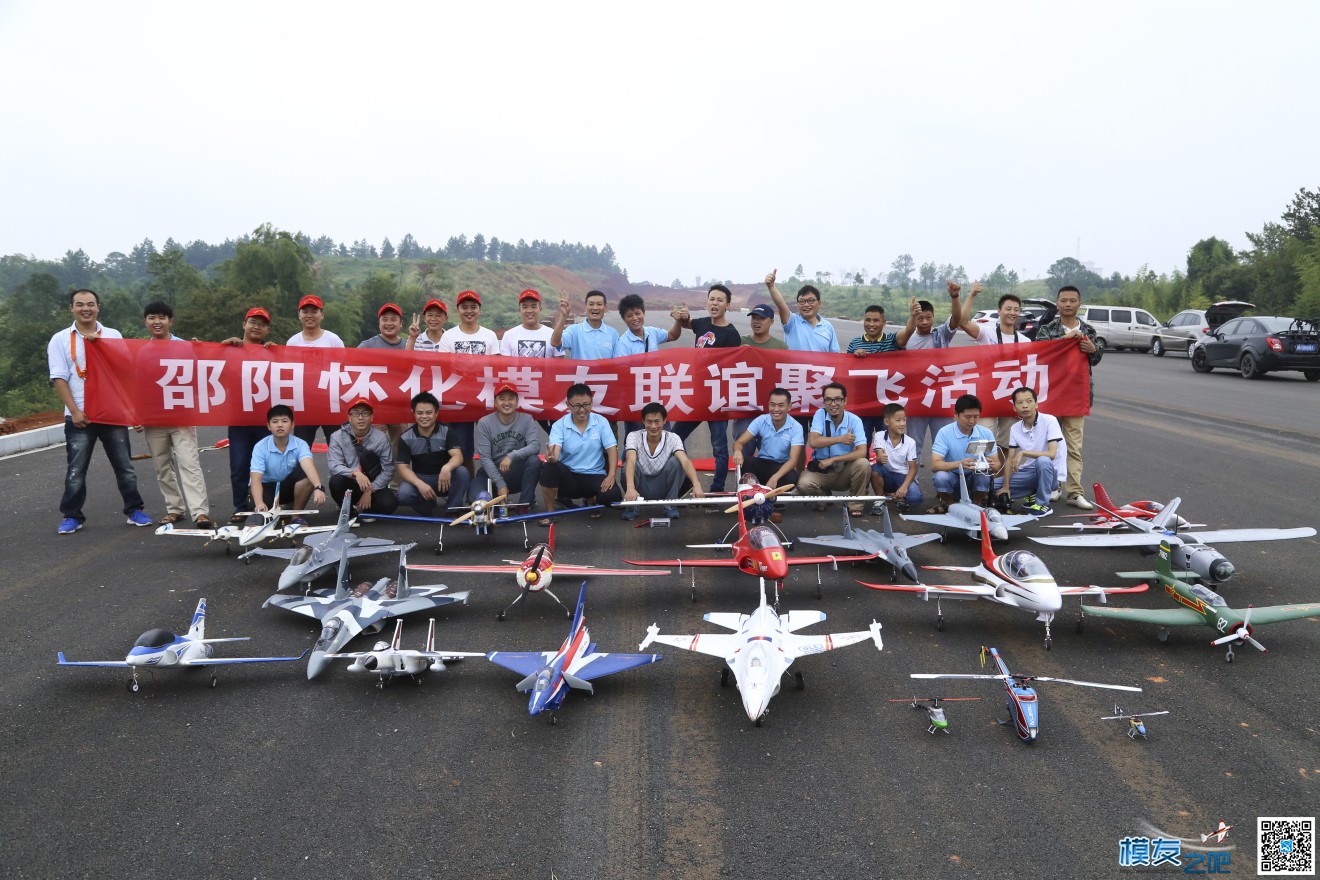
[787,620,883,656]
[1165,527,1316,544]
[1080,605,1208,626]
[641,632,739,658]
[703,612,751,631]
[571,652,664,681]
[859,581,994,598]
[781,610,827,632]
[1058,583,1150,597]
[485,651,554,677]
[182,652,307,666]
[56,653,130,667]
[1244,602,1320,625]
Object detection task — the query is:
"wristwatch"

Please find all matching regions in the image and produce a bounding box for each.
[314,484,324,491]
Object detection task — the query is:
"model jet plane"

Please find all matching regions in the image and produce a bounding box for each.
[57,598,305,694]
[616,472,884,527]
[626,484,877,602]
[408,522,670,620]
[486,583,663,723]
[911,646,1141,743]
[1079,539,1320,661]
[1100,703,1170,740]
[369,490,602,553]
[861,511,1149,648]
[1030,494,1316,585]
[323,618,483,688]
[156,498,329,553]
[798,505,941,584]
[264,545,471,679]
[244,492,412,592]
[1044,482,1200,532]
[901,467,1038,541]
[639,578,883,726]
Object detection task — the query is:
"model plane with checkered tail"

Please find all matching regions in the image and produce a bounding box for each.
[1079,539,1320,662]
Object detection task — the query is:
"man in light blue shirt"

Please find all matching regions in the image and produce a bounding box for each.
[795,382,870,513]
[613,293,679,357]
[551,290,620,360]
[538,383,622,521]
[248,405,327,513]
[764,269,840,353]
[731,388,803,488]
[930,393,1002,509]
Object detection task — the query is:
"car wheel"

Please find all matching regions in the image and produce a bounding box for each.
[1191,348,1212,373]
[1304,369,1320,382]
[1151,338,1165,357]
[1094,337,1107,353]
[1239,352,1261,379]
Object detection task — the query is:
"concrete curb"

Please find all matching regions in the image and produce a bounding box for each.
[0,424,65,458]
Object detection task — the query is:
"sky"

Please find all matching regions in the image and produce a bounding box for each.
[1,1,1316,287]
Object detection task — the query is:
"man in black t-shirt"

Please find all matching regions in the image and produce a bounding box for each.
[669,284,742,493]
[395,391,472,515]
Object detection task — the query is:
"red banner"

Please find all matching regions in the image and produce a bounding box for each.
[84,339,1091,427]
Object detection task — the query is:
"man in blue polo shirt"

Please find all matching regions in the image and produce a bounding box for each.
[731,388,804,489]
[930,393,1002,512]
[764,268,840,353]
[249,405,327,514]
[538,383,623,524]
[552,290,619,360]
[795,382,869,515]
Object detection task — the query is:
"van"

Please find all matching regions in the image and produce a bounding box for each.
[1077,306,1160,352]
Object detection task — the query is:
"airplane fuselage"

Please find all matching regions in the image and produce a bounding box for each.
[517,543,555,593]
[727,607,793,721]
[734,526,790,581]
[126,635,215,668]
[951,502,1009,541]
[528,618,589,715]
[988,649,1040,742]
[974,554,1063,619]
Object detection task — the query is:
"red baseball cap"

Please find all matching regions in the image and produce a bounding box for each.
[298,295,323,310]
[518,288,541,303]
[493,382,519,398]
[456,290,481,306]
[347,397,374,413]
[422,298,448,315]
[377,302,402,317]
[244,307,271,323]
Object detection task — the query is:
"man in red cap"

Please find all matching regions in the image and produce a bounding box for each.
[473,382,543,507]
[406,299,448,353]
[219,306,277,522]
[439,290,498,477]
[359,302,406,350]
[286,294,344,449]
[326,397,398,516]
[499,289,557,358]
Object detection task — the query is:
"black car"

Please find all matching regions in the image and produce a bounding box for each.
[1190,316,1320,380]
[1015,298,1058,340]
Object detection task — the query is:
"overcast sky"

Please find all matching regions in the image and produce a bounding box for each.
[2,1,1315,287]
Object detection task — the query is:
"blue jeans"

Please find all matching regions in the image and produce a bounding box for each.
[674,419,729,492]
[228,424,269,512]
[398,467,472,516]
[994,458,1057,501]
[933,469,991,497]
[473,455,542,507]
[874,465,924,505]
[60,419,145,522]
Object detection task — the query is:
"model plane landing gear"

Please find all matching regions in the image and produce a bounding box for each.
[209,674,218,689]
[720,667,730,688]
[794,671,805,691]
[1044,618,1053,650]
[1225,648,1234,663]
[1075,615,1084,634]
[936,615,945,632]
[548,713,557,726]
[412,675,423,687]
[754,716,763,727]
[127,677,140,693]
[1157,628,1170,645]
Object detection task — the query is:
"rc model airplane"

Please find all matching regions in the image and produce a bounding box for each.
[323,618,483,688]
[156,497,328,553]
[369,490,602,553]
[486,583,664,723]
[901,466,1038,541]
[798,505,941,584]
[616,471,884,529]
[57,598,305,694]
[1045,482,1200,532]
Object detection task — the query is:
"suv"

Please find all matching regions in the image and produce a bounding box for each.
[1151,301,1255,356]
[1077,305,1159,352]
[1015,298,1058,340]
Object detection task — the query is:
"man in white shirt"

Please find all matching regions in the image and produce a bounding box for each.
[622,402,705,520]
[500,289,556,358]
[958,285,1028,451]
[286,294,344,447]
[994,387,1064,517]
[48,288,151,534]
[896,282,966,466]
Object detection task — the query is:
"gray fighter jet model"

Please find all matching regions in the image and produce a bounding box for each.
[264,545,470,679]
[244,492,411,592]
[797,505,942,583]
[901,466,1038,542]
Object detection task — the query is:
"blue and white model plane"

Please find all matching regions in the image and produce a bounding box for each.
[57,598,305,694]
[486,583,663,723]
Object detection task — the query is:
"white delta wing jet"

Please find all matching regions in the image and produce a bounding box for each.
[57,598,305,694]
[323,618,483,688]
[639,579,883,726]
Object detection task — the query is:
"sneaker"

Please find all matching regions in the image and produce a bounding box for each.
[621,507,639,521]
[290,517,308,527]
[1023,501,1054,517]
[1067,494,1095,510]
[58,517,82,535]
[1019,495,1035,506]
[126,509,153,527]
[663,506,681,520]
[870,500,886,515]
[1049,489,1061,502]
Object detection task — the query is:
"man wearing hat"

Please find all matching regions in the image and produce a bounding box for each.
[287,294,344,448]
[396,391,471,515]
[439,290,498,476]
[743,303,788,350]
[406,299,448,353]
[359,302,407,350]
[472,383,543,507]
[220,306,277,522]
[500,289,557,358]
[327,397,398,515]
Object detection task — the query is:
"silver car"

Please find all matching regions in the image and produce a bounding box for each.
[1151,301,1255,356]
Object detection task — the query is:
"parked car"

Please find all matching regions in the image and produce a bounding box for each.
[1190,316,1320,380]
[1076,305,1160,352]
[971,309,997,324]
[1151,301,1255,356]
[1015,298,1058,340]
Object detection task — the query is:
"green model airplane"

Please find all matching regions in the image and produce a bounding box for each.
[1080,540,1320,662]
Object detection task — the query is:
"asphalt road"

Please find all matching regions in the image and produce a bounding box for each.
[2,346,1317,879]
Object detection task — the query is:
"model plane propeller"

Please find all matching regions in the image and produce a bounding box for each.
[640,577,883,726]
[323,618,483,688]
[616,472,884,526]
[861,510,1148,648]
[486,583,664,724]
[1030,491,1316,585]
[368,489,602,553]
[408,522,670,621]
[155,491,328,553]
[911,646,1141,743]
[798,505,941,584]
[1100,703,1169,740]
[57,598,305,695]
[1079,539,1320,661]
[901,467,1039,541]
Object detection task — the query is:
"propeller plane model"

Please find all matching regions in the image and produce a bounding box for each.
[861,511,1149,648]
[156,498,328,553]
[408,523,670,620]
[369,490,602,553]
[639,578,884,726]
[57,598,305,695]
[911,646,1141,744]
[798,506,941,584]
[486,583,664,723]
[1079,540,1320,662]
[323,618,483,688]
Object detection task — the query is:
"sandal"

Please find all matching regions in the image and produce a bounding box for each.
[157,512,184,525]
[926,502,949,515]
[589,510,603,519]
[538,518,553,527]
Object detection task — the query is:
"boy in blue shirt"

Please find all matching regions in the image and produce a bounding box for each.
[249,405,327,514]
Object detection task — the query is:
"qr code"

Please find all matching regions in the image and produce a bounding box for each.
[1259,817,1315,875]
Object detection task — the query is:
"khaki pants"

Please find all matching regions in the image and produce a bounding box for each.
[796,458,871,509]
[145,426,209,519]
[1056,415,1085,499]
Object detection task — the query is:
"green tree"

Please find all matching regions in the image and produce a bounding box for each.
[380,237,396,260]
[1281,186,1320,243]
[887,254,915,290]
[218,224,316,319]
[1046,257,1102,292]
[147,247,206,307]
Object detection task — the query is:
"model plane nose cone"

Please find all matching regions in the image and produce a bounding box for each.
[901,562,920,584]
[307,650,330,680]
[278,567,305,592]
[743,693,770,722]
[989,524,1008,541]
[1210,559,1235,583]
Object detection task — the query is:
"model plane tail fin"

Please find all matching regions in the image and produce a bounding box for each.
[333,544,351,601]
[334,489,354,536]
[841,506,854,538]
[390,619,404,651]
[515,671,539,693]
[978,511,996,564]
[1092,482,1117,514]
[1156,540,1174,579]
[425,618,436,653]
[562,670,594,693]
[1150,498,1183,531]
[880,503,896,538]
[396,545,410,598]
[548,521,556,553]
[188,598,207,640]
[957,468,972,504]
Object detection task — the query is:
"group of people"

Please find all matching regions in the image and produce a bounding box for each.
[48,274,1101,533]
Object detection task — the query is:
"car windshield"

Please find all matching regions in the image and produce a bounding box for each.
[133,628,176,648]
[1259,317,1298,332]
